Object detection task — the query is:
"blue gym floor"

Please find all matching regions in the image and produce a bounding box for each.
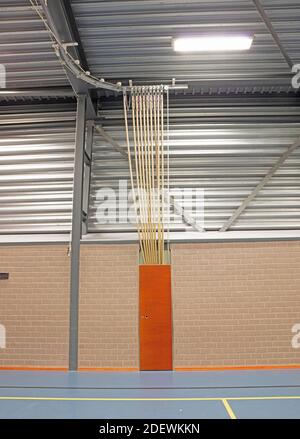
[0,369,299,419]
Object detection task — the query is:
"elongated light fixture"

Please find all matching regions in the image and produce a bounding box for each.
[173,35,253,52]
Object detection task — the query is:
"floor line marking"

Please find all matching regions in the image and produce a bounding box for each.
[0,397,220,401]
[0,396,300,402]
[228,396,300,401]
[222,399,237,420]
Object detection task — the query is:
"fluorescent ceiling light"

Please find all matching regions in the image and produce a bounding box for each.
[173,36,253,52]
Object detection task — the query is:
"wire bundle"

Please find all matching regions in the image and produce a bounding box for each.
[124,86,169,265]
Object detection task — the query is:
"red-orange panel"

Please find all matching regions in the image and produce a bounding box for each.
[139,265,172,371]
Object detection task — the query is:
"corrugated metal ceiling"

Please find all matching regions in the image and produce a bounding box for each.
[71,0,300,94]
[2,0,300,94]
[0,0,69,89]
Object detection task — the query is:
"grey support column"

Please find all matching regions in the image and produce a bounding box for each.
[69,94,87,370]
[82,121,94,235]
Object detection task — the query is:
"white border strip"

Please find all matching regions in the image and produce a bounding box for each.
[0,231,300,245]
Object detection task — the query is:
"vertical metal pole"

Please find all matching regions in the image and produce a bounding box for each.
[69,94,87,370]
[82,120,94,235]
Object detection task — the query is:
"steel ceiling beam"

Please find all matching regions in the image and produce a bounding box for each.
[220,136,300,232]
[95,126,128,159]
[39,0,122,106]
[40,0,88,72]
[39,0,98,118]
[56,0,89,72]
[252,0,294,69]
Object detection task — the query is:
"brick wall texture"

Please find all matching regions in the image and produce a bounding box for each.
[0,245,70,367]
[79,244,139,368]
[171,241,300,367]
[0,241,299,369]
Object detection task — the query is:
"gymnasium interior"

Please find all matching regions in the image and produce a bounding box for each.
[0,0,300,420]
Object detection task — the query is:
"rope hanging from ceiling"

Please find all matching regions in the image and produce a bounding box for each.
[124,85,170,265]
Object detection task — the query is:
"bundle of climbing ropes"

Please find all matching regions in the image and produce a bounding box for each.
[123,86,170,265]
